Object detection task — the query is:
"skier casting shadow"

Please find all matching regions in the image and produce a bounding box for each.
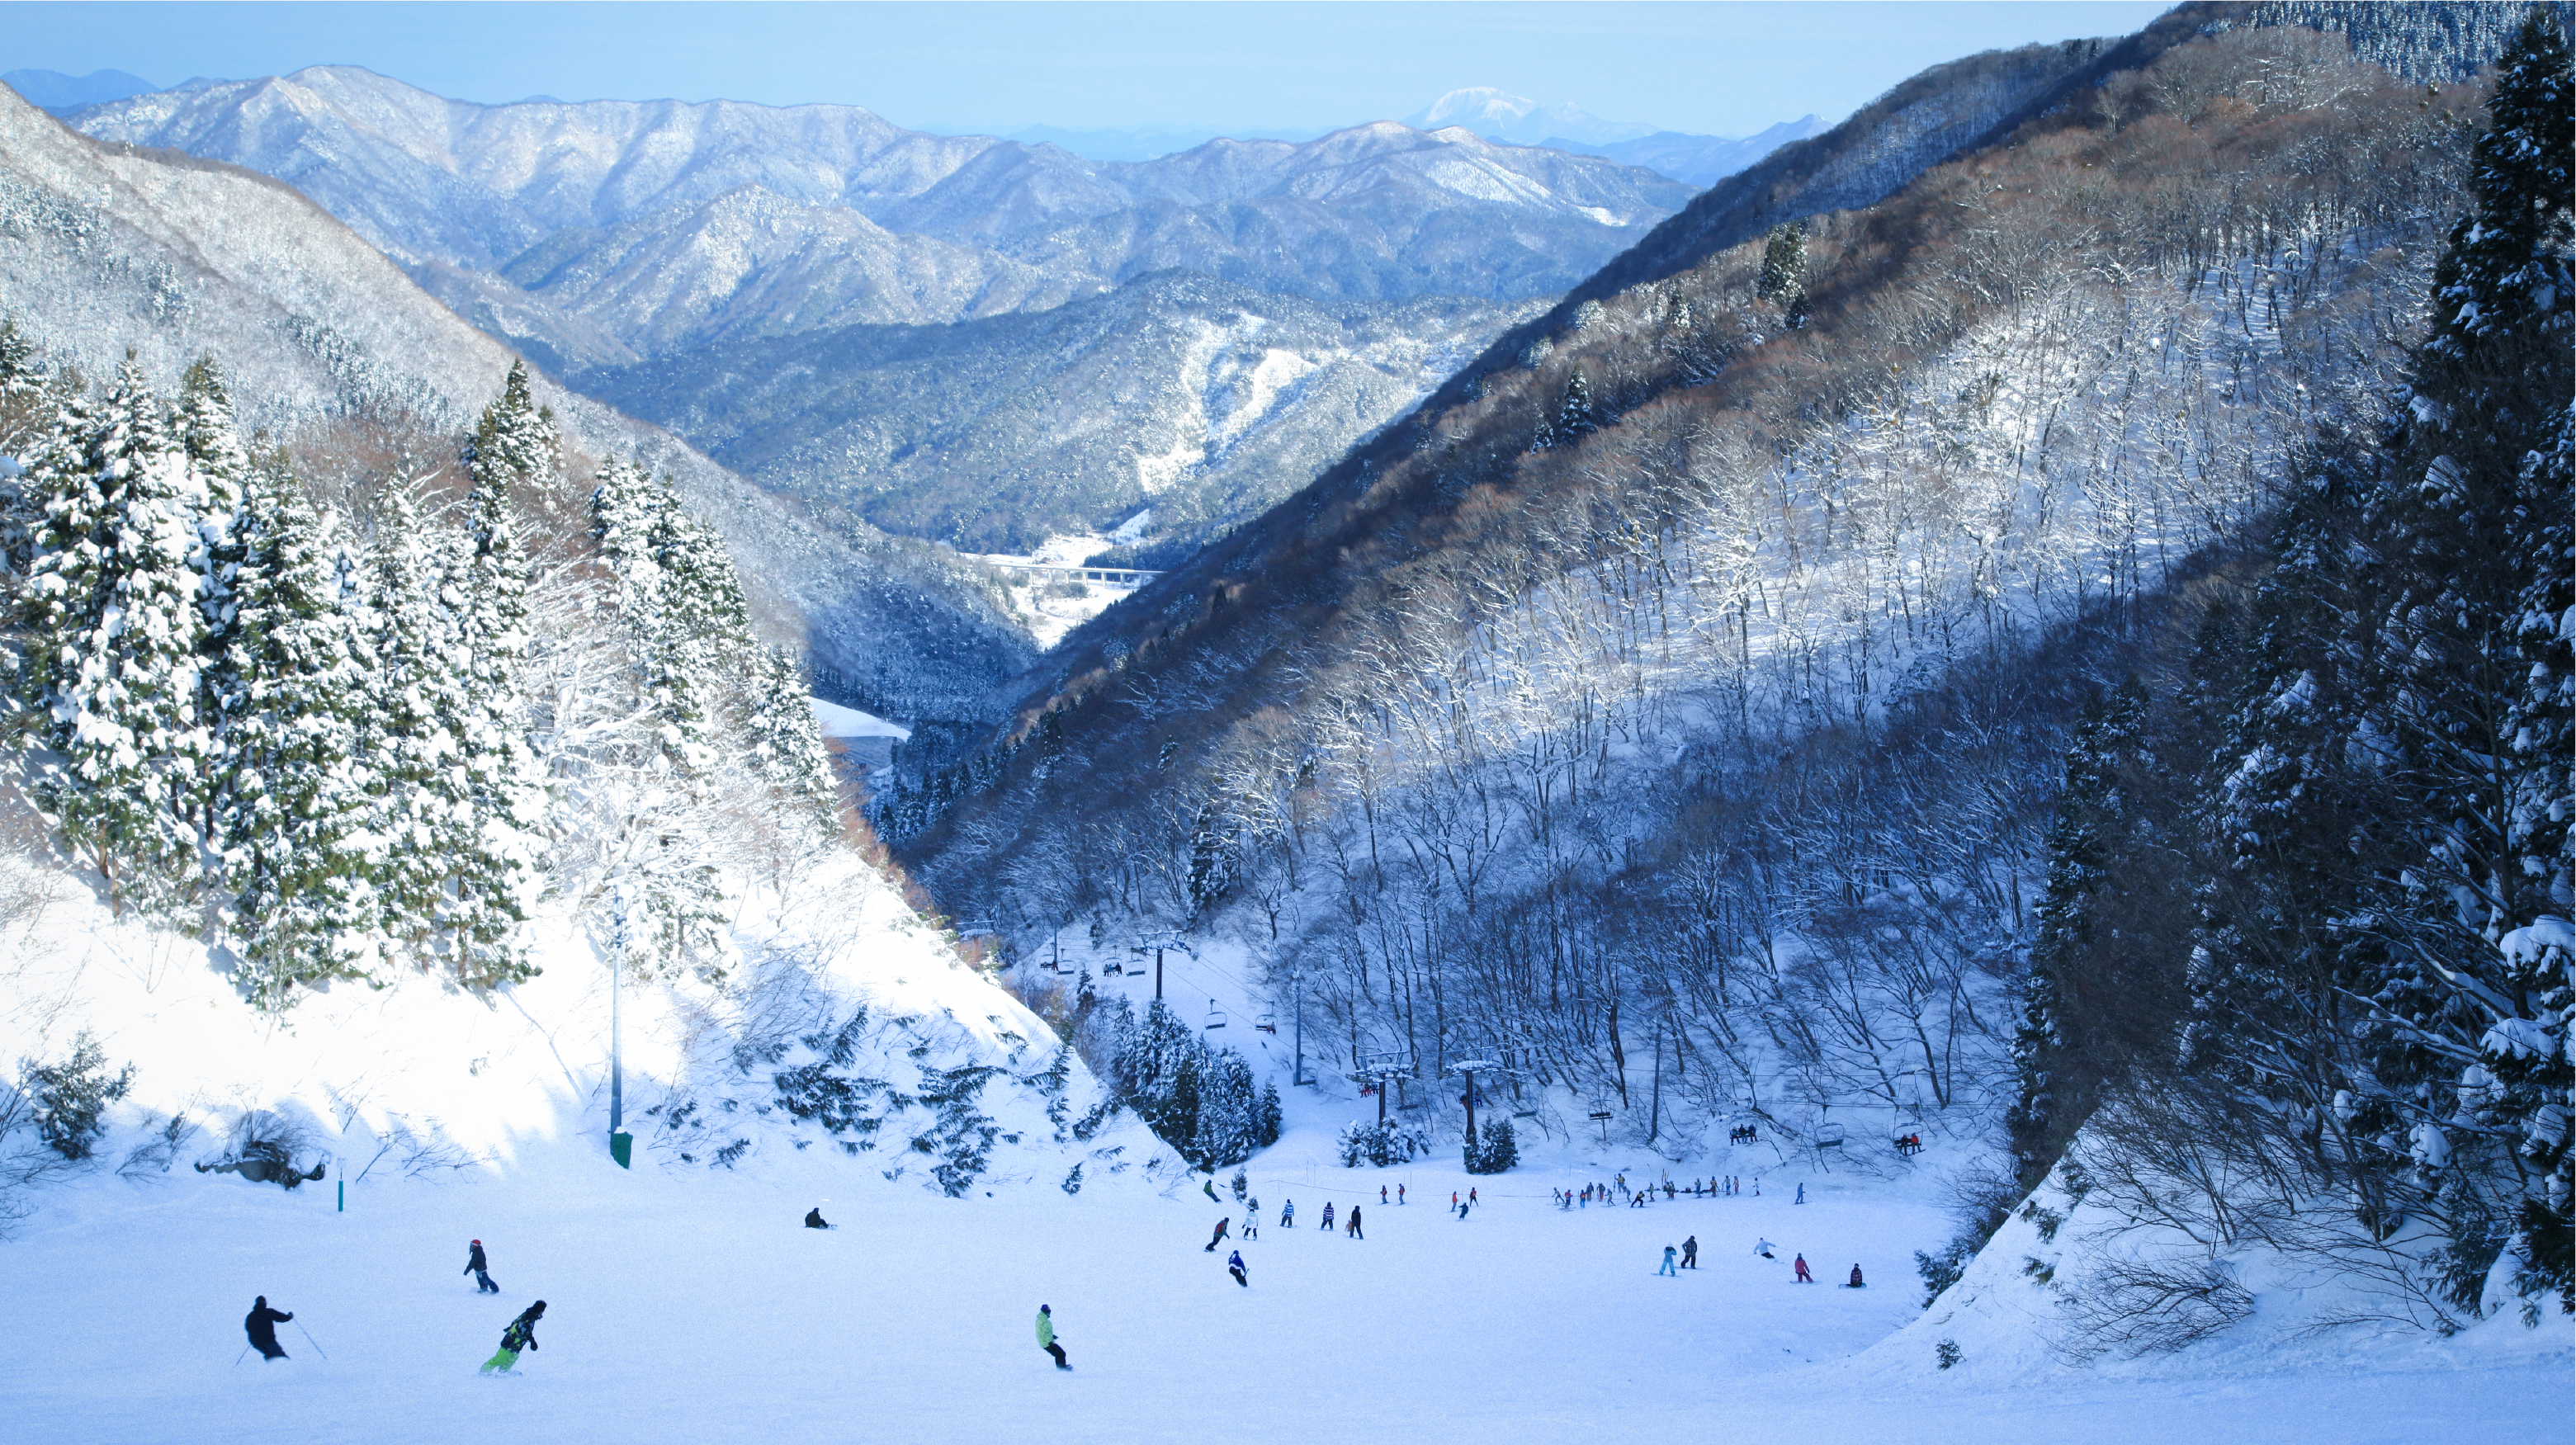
[465,1239,499,1293]
[1036,1304,1069,1370]
[243,1296,292,1361]
[481,1301,546,1374]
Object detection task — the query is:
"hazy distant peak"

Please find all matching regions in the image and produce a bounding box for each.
[1403,87,1659,147]
[2,67,159,116]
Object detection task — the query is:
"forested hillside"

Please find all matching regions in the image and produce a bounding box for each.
[898,11,2572,1341]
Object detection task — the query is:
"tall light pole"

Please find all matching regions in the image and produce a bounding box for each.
[609,885,631,1169]
[1291,955,1313,1088]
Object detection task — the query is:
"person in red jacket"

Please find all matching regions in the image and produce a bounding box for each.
[1794,1254,1814,1283]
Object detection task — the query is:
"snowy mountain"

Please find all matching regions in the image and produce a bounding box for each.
[0,83,1033,724]
[570,271,1545,555]
[69,66,1693,352]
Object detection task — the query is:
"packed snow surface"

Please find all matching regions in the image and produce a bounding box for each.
[806,697,911,741]
[5,1129,2564,1443]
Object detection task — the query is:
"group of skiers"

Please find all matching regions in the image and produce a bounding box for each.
[1559,1174,1767,1207]
[239,1238,545,1373]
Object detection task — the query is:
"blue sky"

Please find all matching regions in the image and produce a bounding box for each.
[3,1,2172,136]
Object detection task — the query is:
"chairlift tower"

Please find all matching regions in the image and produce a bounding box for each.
[1135,928,1186,1002]
[1447,1058,1505,1150]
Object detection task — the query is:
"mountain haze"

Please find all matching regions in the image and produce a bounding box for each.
[0,84,1031,722]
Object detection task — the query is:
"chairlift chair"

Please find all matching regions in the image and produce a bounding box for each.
[1815,1122,1846,1148]
[1203,1000,1227,1029]
[1255,1011,1277,1034]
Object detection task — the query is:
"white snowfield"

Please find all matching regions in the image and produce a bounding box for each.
[0,854,2562,1443]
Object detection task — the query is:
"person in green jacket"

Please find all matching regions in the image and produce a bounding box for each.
[1036,1304,1068,1370]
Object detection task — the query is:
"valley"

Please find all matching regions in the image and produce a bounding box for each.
[0,2,2566,1439]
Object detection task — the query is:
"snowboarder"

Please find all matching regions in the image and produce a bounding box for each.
[480,1301,546,1374]
[1682,1235,1699,1268]
[1658,1245,1678,1277]
[805,1207,830,1230]
[1321,1202,1335,1231]
[1456,1200,1471,1222]
[1227,1249,1249,1287]
[1846,1264,1865,1287]
[1205,1216,1231,1251]
[1203,1177,1221,1203]
[1794,1254,1814,1283]
[243,1296,292,1361]
[1347,1205,1363,1240]
[1281,1199,1295,1228]
[1036,1305,1068,1370]
[1756,1238,1775,1258]
[465,1240,499,1293]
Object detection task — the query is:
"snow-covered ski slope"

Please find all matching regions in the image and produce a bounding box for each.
[0,844,2563,1445]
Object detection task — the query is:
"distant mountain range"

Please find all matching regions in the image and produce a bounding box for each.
[68,67,1692,365]
[0,81,1033,724]
[1401,87,1659,147]
[1542,116,1829,187]
[0,67,156,114]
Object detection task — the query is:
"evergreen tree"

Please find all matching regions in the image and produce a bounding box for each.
[1758,221,1810,327]
[1557,367,1600,440]
[2007,679,2153,1187]
[211,451,381,1008]
[445,370,552,986]
[360,487,473,954]
[16,357,211,913]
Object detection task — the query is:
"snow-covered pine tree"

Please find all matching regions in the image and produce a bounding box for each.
[2362,10,2573,1312]
[358,486,472,956]
[15,357,212,914]
[445,368,552,987]
[1557,367,1600,440]
[1190,1049,1258,1169]
[2007,678,2151,1188]
[210,442,382,1008]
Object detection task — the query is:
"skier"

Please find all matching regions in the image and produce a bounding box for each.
[805,1207,830,1230]
[1036,1304,1069,1370]
[1204,1216,1231,1251]
[1451,1191,1459,1210]
[465,1239,499,1293]
[480,1301,546,1374]
[1347,1205,1363,1240]
[1397,1184,1405,1206]
[1846,1263,1865,1288]
[1281,1199,1295,1229]
[1795,1183,1806,1205]
[1456,1199,1471,1222]
[1756,1237,1775,1258]
[1242,1204,1260,1241]
[1682,1235,1699,1269]
[1380,1184,1388,1204]
[1321,1201,1335,1231]
[1227,1249,1249,1287]
[243,1296,293,1361]
[1468,1188,1478,1207]
[1794,1253,1814,1283]
[1658,1245,1678,1277]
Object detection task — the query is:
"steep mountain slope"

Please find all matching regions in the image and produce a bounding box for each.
[0,87,1029,723]
[572,272,1543,555]
[73,68,1692,356]
[890,7,2489,1209]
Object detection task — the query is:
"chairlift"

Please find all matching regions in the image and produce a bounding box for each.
[1815,1122,1846,1148]
[1203,1000,1227,1030]
[1254,1012,1277,1034]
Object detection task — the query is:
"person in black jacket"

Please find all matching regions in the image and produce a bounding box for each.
[480,1301,546,1374]
[244,1297,292,1360]
[805,1207,830,1230]
[465,1239,499,1293]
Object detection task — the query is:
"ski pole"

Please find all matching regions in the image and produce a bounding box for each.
[233,1345,251,1368]
[294,1321,329,1360]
